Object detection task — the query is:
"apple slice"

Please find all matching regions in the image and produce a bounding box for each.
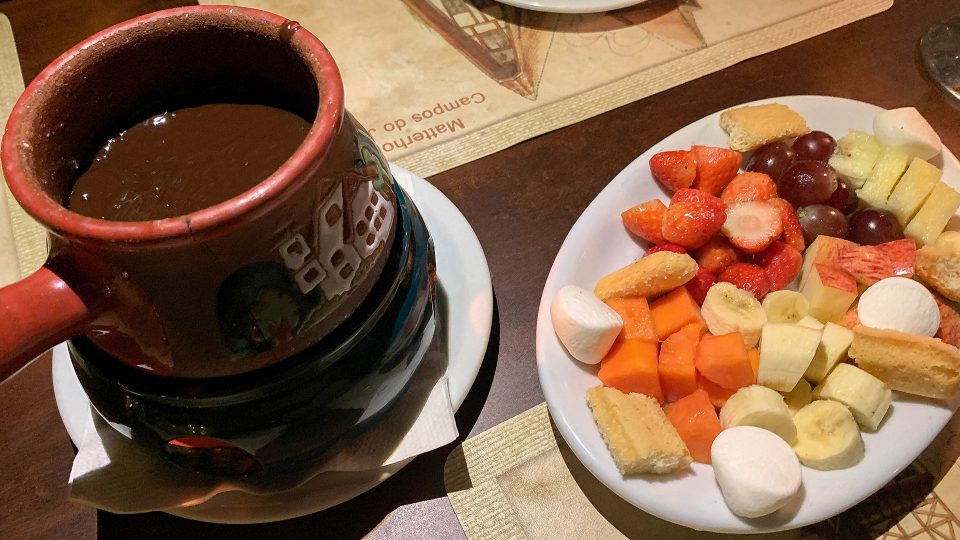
[887,157,941,227]
[905,181,960,247]
[856,145,909,209]
[799,264,858,323]
[835,238,916,286]
[799,236,857,290]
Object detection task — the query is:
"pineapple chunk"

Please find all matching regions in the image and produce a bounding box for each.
[887,157,942,226]
[904,181,960,246]
[803,322,854,383]
[856,146,909,209]
[829,130,881,188]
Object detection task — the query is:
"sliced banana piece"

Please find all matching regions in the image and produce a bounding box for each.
[803,322,854,384]
[758,323,822,392]
[782,379,812,416]
[797,315,824,330]
[762,290,810,324]
[720,385,797,444]
[792,399,864,470]
[813,363,892,431]
[701,282,767,348]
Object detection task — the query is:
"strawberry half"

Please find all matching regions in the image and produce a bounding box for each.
[720,172,778,205]
[649,150,697,192]
[767,197,805,252]
[622,199,667,244]
[685,266,717,305]
[693,236,742,275]
[754,241,802,291]
[721,201,783,254]
[692,145,741,196]
[719,262,771,300]
[644,243,688,256]
[661,191,727,249]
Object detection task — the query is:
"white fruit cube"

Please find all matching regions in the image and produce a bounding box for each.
[813,363,891,430]
[758,323,822,392]
[905,181,960,247]
[803,322,855,383]
[856,146,909,209]
[886,157,941,226]
[799,264,859,322]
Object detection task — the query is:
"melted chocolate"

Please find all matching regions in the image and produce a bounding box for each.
[69,103,311,221]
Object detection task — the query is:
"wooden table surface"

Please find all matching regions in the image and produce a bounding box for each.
[1,0,958,538]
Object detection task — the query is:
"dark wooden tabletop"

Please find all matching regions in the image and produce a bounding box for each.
[1,0,958,538]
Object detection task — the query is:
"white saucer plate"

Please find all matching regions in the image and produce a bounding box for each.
[52,165,493,524]
[496,0,647,13]
[535,95,959,533]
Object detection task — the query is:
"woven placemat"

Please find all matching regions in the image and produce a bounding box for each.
[444,403,960,539]
[0,14,44,283]
[201,0,890,178]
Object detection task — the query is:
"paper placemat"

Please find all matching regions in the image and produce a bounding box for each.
[200,0,891,177]
[445,403,960,539]
[0,14,44,283]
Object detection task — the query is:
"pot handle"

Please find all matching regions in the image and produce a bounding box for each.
[0,267,92,382]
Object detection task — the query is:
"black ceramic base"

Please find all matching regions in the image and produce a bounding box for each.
[70,184,436,476]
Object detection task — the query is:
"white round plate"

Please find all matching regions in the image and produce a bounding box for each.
[52,166,493,524]
[535,96,958,533]
[496,0,646,14]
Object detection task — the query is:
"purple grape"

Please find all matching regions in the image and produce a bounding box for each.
[792,131,837,162]
[746,142,795,182]
[778,161,838,207]
[797,204,849,244]
[825,177,859,215]
[848,208,903,245]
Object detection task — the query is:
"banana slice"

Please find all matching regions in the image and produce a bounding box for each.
[797,315,825,330]
[719,385,797,444]
[762,290,810,324]
[782,379,812,415]
[792,400,864,470]
[813,363,891,431]
[758,323,822,392]
[701,282,767,347]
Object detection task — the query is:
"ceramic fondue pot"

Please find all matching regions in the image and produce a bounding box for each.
[0,6,403,380]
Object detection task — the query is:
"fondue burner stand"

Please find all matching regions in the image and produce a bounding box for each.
[69,185,436,477]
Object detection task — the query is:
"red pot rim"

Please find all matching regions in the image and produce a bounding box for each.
[0,6,344,245]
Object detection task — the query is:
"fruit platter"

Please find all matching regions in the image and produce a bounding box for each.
[535,95,960,533]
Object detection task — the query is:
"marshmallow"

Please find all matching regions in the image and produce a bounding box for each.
[858,277,940,337]
[550,285,622,364]
[873,107,942,160]
[711,426,803,519]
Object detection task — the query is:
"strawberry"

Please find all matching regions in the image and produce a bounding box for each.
[721,201,783,254]
[693,236,741,275]
[644,243,687,256]
[661,191,727,249]
[691,145,741,196]
[754,241,802,291]
[719,262,771,300]
[720,172,778,205]
[621,199,667,244]
[649,150,697,192]
[670,188,710,204]
[767,197,805,253]
[684,266,717,305]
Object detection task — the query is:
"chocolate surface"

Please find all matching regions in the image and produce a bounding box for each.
[68,103,311,221]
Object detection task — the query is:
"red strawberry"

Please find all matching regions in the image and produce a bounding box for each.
[693,236,742,275]
[661,192,727,249]
[767,197,805,252]
[621,199,667,244]
[754,241,802,291]
[692,145,742,196]
[719,262,771,300]
[685,267,717,305]
[720,172,778,205]
[670,188,711,204]
[644,243,688,256]
[721,201,783,254]
[649,150,697,192]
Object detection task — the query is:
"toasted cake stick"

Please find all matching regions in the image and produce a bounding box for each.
[848,325,960,400]
[719,103,810,152]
